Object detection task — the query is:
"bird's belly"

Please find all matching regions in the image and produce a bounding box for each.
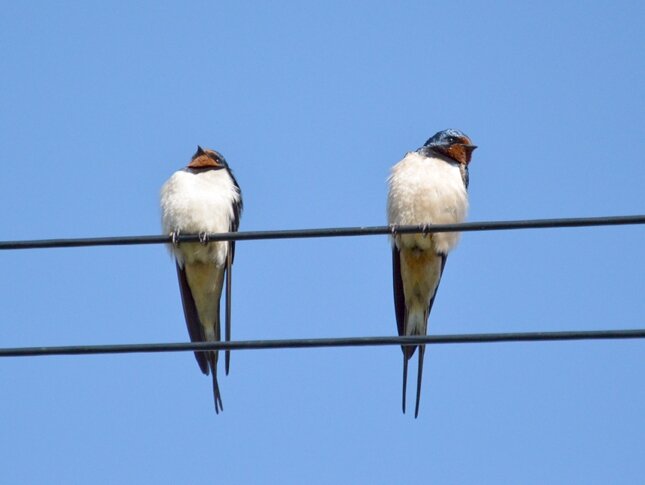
[171,197,230,266]
[164,194,232,234]
[163,191,232,267]
[391,189,466,254]
[388,155,468,254]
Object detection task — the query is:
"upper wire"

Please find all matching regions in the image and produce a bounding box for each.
[0,215,643,251]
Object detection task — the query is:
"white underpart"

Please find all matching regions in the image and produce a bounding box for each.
[387,151,468,253]
[161,168,240,267]
[387,151,468,335]
[160,168,240,340]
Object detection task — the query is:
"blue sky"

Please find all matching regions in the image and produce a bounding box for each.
[0,1,643,483]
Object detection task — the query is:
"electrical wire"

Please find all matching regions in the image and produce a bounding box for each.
[0,215,642,361]
[0,215,643,251]
[1,329,644,358]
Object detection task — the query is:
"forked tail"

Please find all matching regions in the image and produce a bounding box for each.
[401,344,426,418]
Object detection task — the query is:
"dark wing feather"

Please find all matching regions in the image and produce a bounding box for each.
[175,262,208,375]
[393,245,413,414]
[224,170,242,375]
[393,245,417,363]
[392,245,406,338]
[227,168,243,263]
[224,245,233,375]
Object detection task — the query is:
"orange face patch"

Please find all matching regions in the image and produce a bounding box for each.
[445,142,476,165]
[445,145,468,165]
[188,154,221,169]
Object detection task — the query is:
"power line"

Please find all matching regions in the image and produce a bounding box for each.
[2,329,644,358]
[0,215,643,251]
[1,217,642,360]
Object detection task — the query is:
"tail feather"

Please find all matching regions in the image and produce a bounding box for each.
[402,354,408,414]
[209,353,223,414]
[414,345,426,418]
[401,342,418,414]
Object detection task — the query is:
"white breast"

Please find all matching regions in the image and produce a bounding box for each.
[160,168,240,267]
[387,151,468,254]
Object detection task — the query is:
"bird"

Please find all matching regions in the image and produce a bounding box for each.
[387,129,476,417]
[160,146,243,413]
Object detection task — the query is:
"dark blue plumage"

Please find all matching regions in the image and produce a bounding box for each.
[423,128,470,149]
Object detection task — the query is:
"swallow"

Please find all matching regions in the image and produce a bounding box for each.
[160,146,243,413]
[387,129,476,417]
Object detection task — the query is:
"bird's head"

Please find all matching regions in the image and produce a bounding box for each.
[423,129,477,165]
[187,145,229,170]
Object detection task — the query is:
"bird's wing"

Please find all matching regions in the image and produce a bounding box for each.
[175,262,209,375]
[391,245,406,338]
[228,173,243,263]
[224,193,242,375]
[392,245,413,413]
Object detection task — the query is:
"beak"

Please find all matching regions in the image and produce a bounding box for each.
[464,144,477,151]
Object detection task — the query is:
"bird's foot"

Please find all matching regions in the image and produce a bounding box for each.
[389,224,398,236]
[171,230,181,248]
[199,232,210,245]
[421,223,431,238]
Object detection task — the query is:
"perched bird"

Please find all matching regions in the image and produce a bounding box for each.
[160,146,243,413]
[387,129,476,417]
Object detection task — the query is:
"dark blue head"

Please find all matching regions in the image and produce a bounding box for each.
[422,129,477,165]
[188,145,229,170]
